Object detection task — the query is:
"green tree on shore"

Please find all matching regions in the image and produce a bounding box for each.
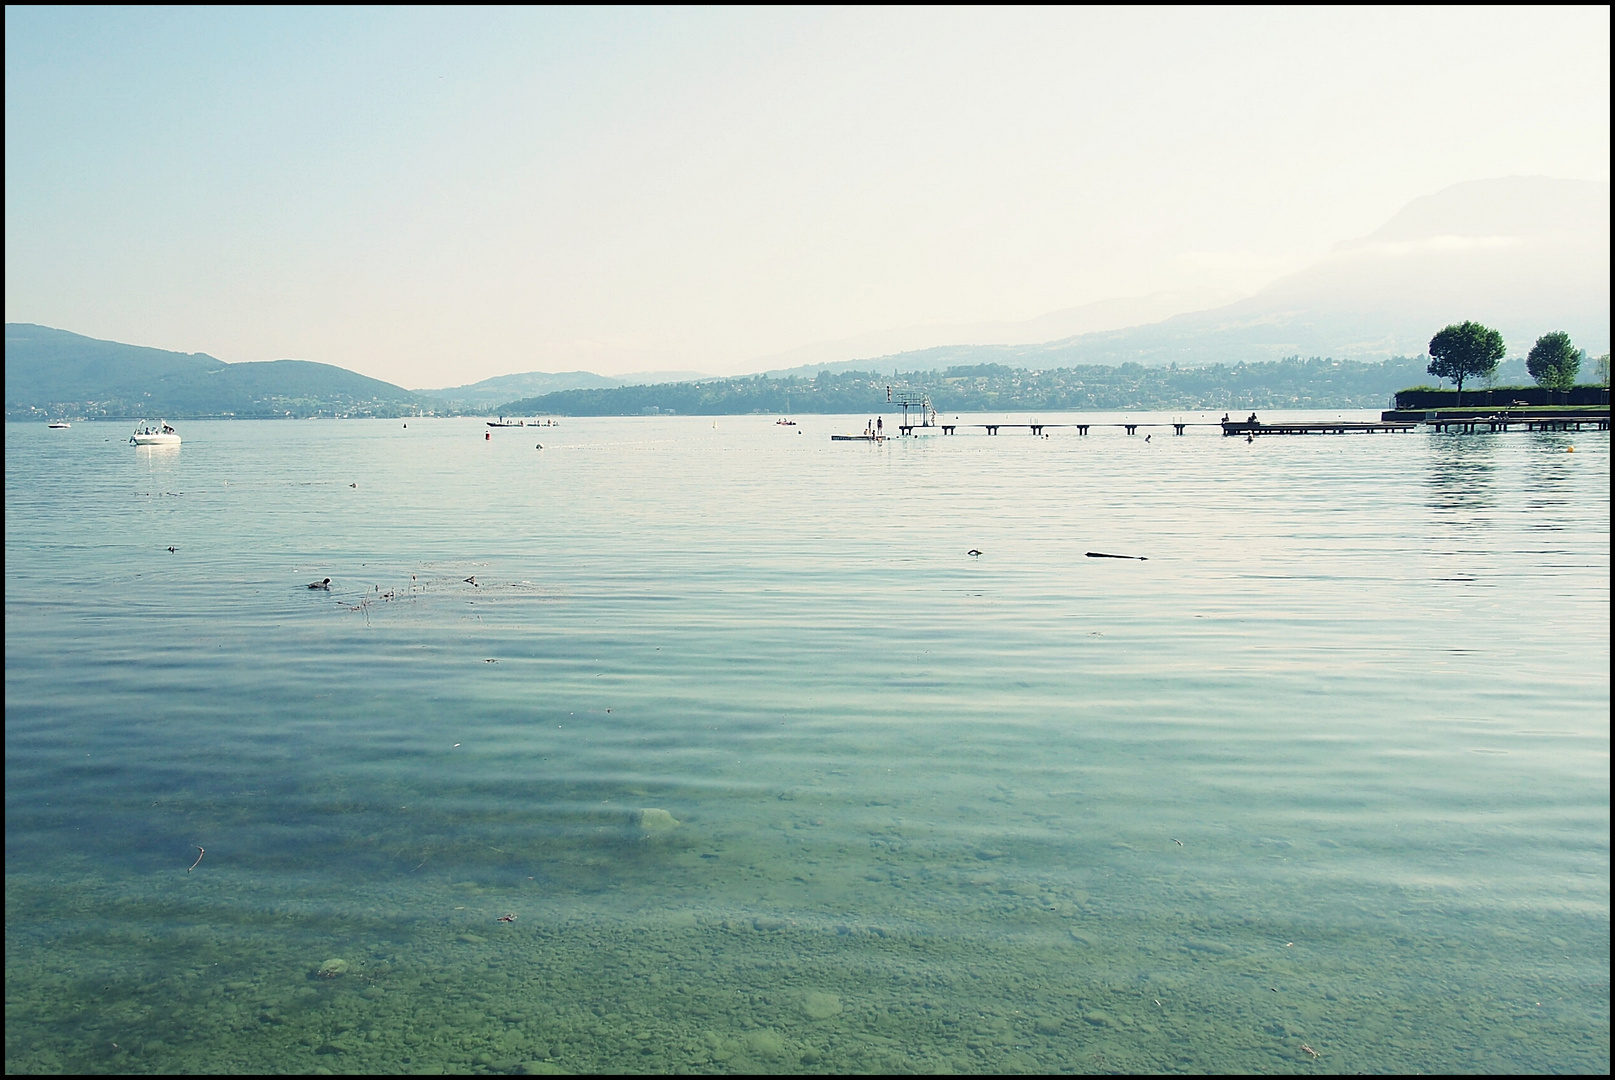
[1427,321,1505,402]
[1525,331,1582,392]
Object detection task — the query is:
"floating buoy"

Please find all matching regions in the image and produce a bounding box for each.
[485,431,491,441]
[535,443,543,450]
[1566,446,1574,453]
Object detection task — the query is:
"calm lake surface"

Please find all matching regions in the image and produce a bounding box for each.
[5,413,1609,1074]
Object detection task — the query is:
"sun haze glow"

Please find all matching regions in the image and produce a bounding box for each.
[4,6,1609,388]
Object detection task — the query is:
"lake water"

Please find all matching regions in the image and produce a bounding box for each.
[4,413,1608,1074]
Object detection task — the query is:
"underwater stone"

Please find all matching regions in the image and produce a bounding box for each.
[803,992,842,1020]
[316,959,350,978]
[633,808,680,830]
[746,1029,786,1059]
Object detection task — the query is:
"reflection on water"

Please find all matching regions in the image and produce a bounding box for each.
[1522,430,1582,521]
[5,416,1609,1074]
[1424,430,1498,514]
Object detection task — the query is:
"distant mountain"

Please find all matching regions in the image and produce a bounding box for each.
[738,288,1244,376]
[828,176,1610,372]
[499,355,1444,417]
[616,369,710,386]
[12,178,1602,421]
[422,368,710,408]
[421,370,624,408]
[4,324,436,419]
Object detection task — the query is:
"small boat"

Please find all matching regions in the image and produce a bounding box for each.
[131,420,181,445]
[776,418,796,426]
[487,417,526,428]
[48,421,70,429]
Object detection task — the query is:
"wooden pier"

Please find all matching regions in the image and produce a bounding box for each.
[901,421,1408,437]
[904,422,1208,436]
[868,410,1609,442]
[1221,420,1418,437]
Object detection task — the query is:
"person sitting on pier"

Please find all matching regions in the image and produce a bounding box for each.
[1247,413,1259,424]
[1221,413,1230,424]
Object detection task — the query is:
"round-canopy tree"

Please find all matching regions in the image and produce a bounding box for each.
[1427,321,1505,402]
[1526,331,1582,392]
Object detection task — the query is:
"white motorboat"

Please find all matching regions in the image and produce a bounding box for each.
[131,420,181,445]
[48,421,70,429]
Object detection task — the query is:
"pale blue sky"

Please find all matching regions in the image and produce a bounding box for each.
[6,6,1609,387]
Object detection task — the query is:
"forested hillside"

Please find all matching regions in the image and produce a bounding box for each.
[504,355,1436,416]
[5,324,434,419]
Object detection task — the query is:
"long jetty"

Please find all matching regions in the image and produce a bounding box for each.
[897,420,1415,437]
[907,422,1207,436]
[876,408,1608,440]
[1220,419,1417,436]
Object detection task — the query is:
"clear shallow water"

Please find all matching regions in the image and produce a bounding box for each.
[5,413,1608,1074]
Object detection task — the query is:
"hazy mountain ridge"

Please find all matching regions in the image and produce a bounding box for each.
[737,288,1246,376]
[4,324,436,419]
[421,368,710,409]
[498,355,1456,417]
[8,178,1605,420]
[822,177,1609,374]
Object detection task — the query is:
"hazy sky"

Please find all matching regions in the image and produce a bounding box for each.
[6,6,1609,388]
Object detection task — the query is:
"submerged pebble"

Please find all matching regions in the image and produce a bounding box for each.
[802,991,842,1020]
[632,808,679,831]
